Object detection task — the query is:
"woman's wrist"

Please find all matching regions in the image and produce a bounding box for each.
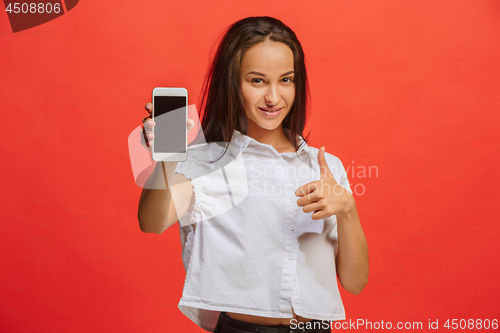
[336,196,356,223]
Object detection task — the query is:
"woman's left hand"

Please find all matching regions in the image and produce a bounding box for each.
[295,147,354,220]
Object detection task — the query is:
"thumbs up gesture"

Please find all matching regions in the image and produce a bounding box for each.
[295,147,354,220]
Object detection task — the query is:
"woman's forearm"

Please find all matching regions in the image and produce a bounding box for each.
[335,199,369,294]
[137,161,179,234]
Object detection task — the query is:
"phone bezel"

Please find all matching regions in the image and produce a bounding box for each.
[151,87,188,162]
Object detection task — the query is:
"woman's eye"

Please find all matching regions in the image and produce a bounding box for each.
[252,78,263,84]
[283,77,294,83]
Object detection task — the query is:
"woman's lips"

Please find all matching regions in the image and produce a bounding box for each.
[259,107,282,117]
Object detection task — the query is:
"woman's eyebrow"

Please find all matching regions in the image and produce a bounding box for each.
[245,71,295,77]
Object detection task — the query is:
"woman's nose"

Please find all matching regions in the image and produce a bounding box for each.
[264,86,279,105]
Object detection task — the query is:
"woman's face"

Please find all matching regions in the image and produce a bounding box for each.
[240,40,295,133]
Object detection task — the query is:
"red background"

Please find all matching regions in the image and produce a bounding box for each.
[1,1,499,332]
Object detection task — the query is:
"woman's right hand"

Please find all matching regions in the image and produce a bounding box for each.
[142,103,195,149]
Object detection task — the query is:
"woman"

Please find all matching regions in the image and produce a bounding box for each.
[138,16,368,333]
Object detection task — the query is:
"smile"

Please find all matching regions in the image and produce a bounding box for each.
[258,107,282,117]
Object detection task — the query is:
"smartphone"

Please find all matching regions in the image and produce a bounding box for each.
[152,87,188,162]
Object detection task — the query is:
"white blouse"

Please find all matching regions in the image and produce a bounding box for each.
[172,129,352,332]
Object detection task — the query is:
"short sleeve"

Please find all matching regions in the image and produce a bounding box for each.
[173,160,210,227]
[172,143,247,227]
[174,160,191,178]
[323,152,352,254]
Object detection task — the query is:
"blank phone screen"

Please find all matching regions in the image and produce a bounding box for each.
[153,96,187,153]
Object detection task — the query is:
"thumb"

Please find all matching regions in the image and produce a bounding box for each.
[318,147,333,179]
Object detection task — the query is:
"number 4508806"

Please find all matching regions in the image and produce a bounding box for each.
[443,319,498,330]
[6,3,61,14]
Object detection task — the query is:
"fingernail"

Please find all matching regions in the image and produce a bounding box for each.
[146,105,152,110]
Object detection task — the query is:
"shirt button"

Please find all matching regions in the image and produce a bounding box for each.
[289,198,295,203]
[287,254,293,260]
[275,159,281,164]
[288,224,295,231]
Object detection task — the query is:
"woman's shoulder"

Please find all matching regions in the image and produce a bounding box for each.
[176,142,235,179]
[184,142,237,163]
[307,145,345,166]
[307,145,349,179]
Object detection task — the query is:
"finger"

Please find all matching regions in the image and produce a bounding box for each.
[187,118,195,131]
[296,190,319,207]
[311,209,333,221]
[317,147,333,179]
[141,118,154,145]
[301,201,324,214]
[143,128,154,138]
[144,131,154,147]
[139,127,149,148]
[142,129,151,146]
[295,182,318,197]
[143,118,155,129]
[145,103,153,114]
[139,127,151,149]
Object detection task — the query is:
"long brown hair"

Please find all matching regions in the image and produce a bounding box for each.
[191,16,311,162]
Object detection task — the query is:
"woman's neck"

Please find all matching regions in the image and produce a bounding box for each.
[246,123,294,152]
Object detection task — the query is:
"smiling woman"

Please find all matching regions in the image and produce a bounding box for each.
[184,16,312,162]
[240,40,296,150]
[138,16,368,333]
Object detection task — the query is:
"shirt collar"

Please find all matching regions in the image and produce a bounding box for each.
[232,129,310,158]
